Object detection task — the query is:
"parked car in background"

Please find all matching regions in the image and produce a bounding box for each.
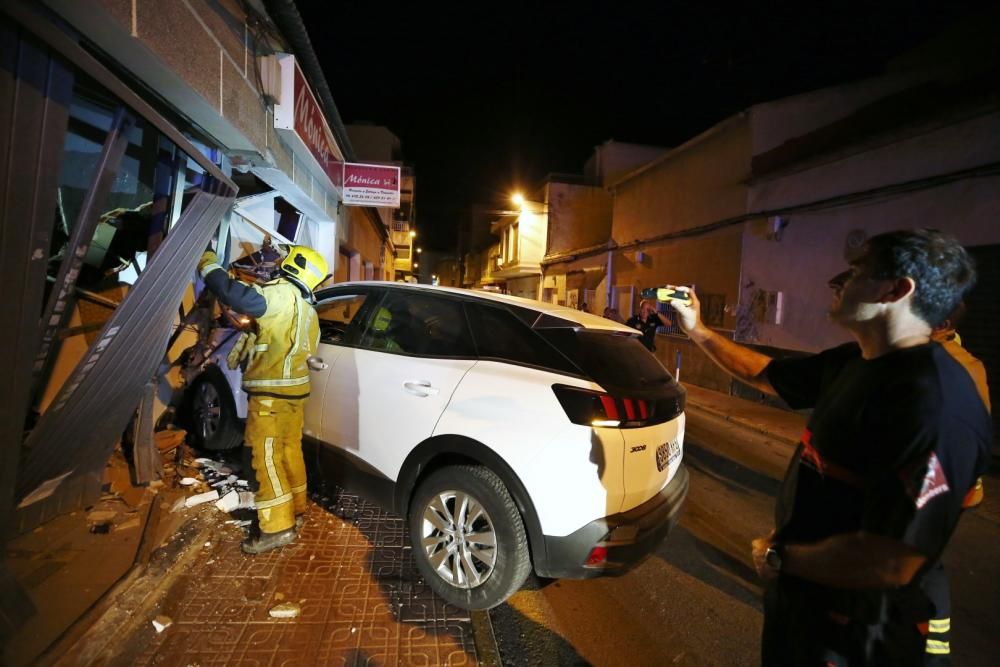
[184,282,689,609]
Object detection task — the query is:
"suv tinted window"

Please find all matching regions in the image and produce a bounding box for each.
[360,290,475,357]
[466,303,581,375]
[315,292,371,345]
[538,329,673,392]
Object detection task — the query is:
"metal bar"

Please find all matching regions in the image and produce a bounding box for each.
[131,381,160,484]
[30,106,135,407]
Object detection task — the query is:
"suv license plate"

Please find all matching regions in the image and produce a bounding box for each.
[656,439,680,472]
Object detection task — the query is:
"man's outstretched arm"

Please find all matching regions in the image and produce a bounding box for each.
[668,289,777,396]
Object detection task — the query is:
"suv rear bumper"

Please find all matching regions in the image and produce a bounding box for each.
[534,464,689,579]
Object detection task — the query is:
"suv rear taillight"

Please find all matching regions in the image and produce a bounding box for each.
[552,384,681,429]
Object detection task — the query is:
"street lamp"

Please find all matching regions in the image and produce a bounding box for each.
[511,193,525,209]
[416,247,422,253]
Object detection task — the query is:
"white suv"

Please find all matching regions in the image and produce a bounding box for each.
[185,282,689,609]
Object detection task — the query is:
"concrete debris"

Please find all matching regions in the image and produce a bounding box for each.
[86,510,118,523]
[171,498,187,513]
[225,519,253,527]
[151,615,173,633]
[179,477,198,486]
[210,475,238,488]
[185,490,220,508]
[268,602,301,619]
[193,458,231,474]
[215,490,256,512]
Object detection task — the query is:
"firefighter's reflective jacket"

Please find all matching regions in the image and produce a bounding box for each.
[199,251,319,399]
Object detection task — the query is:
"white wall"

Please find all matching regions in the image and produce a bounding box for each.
[742,173,1000,352]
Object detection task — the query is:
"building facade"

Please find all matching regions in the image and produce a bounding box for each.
[0,0,387,541]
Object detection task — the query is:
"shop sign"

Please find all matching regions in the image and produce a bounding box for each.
[274,55,343,192]
[342,162,401,207]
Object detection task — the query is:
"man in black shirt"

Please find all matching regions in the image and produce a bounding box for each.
[626,298,672,352]
[669,229,991,665]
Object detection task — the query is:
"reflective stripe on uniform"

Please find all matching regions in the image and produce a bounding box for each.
[243,376,310,388]
[199,262,225,279]
[291,482,308,494]
[263,437,284,497]
[254,344,269,352]
[926,640,950,655]
[255,492,293,509]
[928,618,951,633]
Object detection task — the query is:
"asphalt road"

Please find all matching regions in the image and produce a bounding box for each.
[488,432,1000,666]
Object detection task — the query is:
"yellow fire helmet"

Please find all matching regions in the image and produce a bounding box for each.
[280,245,330,301]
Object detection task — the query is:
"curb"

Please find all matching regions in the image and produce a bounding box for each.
[470,610,502,667]
[685,397,801,448]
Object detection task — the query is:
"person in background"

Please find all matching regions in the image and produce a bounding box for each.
[198,244,330,554]
[603,306,623,323]
[920,301,991,664]
[626,298,671,352]
[668,229,991,664]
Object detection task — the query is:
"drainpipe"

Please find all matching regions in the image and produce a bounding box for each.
[606,247,614,309]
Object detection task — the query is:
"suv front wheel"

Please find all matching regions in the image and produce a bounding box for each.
[409,464,531,610]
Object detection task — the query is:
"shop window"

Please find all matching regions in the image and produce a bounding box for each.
[33,73,211,415]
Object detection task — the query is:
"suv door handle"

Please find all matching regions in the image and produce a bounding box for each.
[403,380,440,397]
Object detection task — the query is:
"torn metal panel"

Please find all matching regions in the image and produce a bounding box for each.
[17,188,235,506]
[31,107,136,406]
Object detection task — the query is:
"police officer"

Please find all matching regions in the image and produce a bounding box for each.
[198,244,329,554]
[669,229,991,664]
[626,298,671,352]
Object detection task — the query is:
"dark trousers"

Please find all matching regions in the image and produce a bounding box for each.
[762,578,926,666]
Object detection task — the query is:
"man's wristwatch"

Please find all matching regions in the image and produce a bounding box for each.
[765,542,784,572]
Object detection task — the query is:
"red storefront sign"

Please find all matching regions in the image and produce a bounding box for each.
[342,162,401,207]
[274,55,343,192]
[292,65,342,190]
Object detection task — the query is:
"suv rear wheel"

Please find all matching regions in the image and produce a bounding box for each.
[409,465,531,610]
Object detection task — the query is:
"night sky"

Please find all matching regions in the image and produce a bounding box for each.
[297,1,989,251]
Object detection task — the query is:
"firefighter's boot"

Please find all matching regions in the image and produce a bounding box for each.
[241,527,297,555]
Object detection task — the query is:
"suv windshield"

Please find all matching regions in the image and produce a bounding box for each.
[537,329,674,394]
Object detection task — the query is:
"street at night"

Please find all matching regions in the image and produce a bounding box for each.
[3,0,999,665]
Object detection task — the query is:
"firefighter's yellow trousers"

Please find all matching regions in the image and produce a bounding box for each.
[245,396,308,534]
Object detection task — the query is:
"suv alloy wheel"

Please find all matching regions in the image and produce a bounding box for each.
[409,464,531,610]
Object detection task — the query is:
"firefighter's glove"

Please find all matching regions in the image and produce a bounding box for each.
[227,331,258,370]
[198,250,223,279]
[307,355,328,371]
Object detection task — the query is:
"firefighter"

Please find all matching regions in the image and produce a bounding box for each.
[668,229,990,664]
[198,244,330,554]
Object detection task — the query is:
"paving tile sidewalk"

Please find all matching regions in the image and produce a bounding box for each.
[58,487,487,667]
